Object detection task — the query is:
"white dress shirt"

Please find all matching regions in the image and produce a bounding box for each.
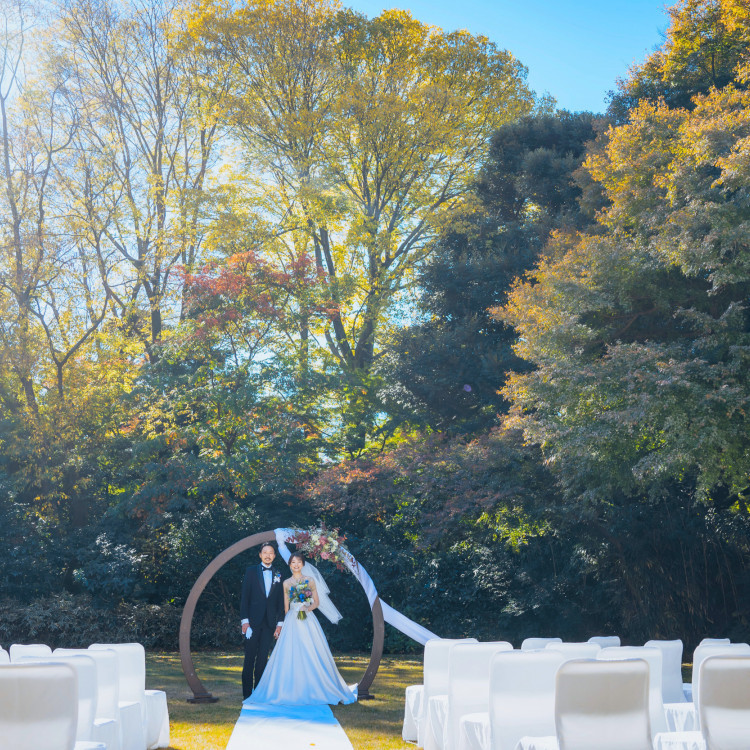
[242,566,284,634]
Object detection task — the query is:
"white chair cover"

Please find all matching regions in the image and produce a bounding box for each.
[677,638,731,710]
[653,731,705,750]
[491,649,565,750]
[116,702,144,750]
[0,661,106,750]
[645,639,686,704]
[417,638,477,748]
[457,650,567,750]
[403,684,424,741]
[698,655,750,750]
[457,712,489,750]
[588,636,621,648]
[9,643,52,661]
[554,658,652,750]
[693,644,750,715]
[90,643,148,750]
[598,645,667,736]
[442,642,513,750]
[545,642,601,659]
[16,654,99,742]
[665,702,700,733]
[55,647,120,750]
[0,648,9,664]
[428,695,450,750]
[521,638,562,651]
[516,738,558,750]
[90,642,169,750]
[90,644,145,708]
[144,690,170,749]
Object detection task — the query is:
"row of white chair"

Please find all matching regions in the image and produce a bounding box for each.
[0,642,169,750]
[405,636,745,750]
[664,642,750,734]
[455,644,667,750]
[420,641,621,750]
[403,636,623,744]
[515,654,750,750]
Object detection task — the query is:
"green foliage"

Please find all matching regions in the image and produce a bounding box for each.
[502,84,750,502]
[0,594,238,650]
[303,429,586,644]
[382,111,603,433]
[4,0,750,656]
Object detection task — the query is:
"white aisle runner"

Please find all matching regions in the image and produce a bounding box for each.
[225,702,354,750]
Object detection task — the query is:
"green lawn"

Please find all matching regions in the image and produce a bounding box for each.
[146,652,422,750]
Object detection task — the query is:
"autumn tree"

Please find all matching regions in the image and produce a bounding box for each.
[501,61,750,505]
[0,1,77,415]
[608,0,750,120]
[55,0,230,357]
[182,0,536,453]
[118,250,331,542]
[0,0,207,592]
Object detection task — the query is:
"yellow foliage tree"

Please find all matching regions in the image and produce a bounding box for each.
[182,0,536,452]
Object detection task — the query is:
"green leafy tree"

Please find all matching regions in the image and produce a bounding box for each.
[382,111,603,433]
[501,65,750,505]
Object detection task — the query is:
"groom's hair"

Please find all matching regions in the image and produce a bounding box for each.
[260,542,276,553]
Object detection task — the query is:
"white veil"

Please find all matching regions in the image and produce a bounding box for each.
[275,527,439,643]
[275,529,343,624]
[300,561,343,624]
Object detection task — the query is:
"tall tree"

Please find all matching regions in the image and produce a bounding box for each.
[183,0,536,453]
[500,68,750,504]
[0,1,114,413]
[608,0,750,120]
[56,0,230,357]
[382,111,603,433]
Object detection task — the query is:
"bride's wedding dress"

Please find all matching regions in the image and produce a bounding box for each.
[246,601,357,706]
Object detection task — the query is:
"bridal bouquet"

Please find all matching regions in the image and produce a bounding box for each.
[291,525,355,572]
[289,580,314,620]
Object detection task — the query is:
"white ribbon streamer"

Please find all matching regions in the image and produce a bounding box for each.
[275,528,440,645]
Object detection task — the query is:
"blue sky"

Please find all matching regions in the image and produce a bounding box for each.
[345,0,672,113]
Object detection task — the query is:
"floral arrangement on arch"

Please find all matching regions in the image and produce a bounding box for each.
[291,525,356,572]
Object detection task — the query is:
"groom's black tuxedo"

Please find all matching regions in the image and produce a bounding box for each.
[240,563,285,699]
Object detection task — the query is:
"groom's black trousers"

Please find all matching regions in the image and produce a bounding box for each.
[242,623,275,699]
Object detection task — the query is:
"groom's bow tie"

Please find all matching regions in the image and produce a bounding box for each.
[261,566,272,572]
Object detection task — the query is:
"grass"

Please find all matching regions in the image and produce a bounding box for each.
[146,651,422,750]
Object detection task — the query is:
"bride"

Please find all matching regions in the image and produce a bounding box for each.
[246,551,357,705]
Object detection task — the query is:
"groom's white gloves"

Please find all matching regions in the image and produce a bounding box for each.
[241,619,283,639]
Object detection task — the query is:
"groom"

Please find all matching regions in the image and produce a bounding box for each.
[240,542,285,700]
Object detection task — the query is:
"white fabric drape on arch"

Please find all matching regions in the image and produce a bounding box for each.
[275,528,440,645]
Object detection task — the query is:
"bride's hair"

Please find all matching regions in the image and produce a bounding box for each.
[288,552,305,566]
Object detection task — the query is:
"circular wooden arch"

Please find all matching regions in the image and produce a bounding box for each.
[179,530,385,702]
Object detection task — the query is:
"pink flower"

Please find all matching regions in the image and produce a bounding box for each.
[321,551,330,560]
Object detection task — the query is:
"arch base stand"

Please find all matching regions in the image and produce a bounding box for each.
[187,694,219,704]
